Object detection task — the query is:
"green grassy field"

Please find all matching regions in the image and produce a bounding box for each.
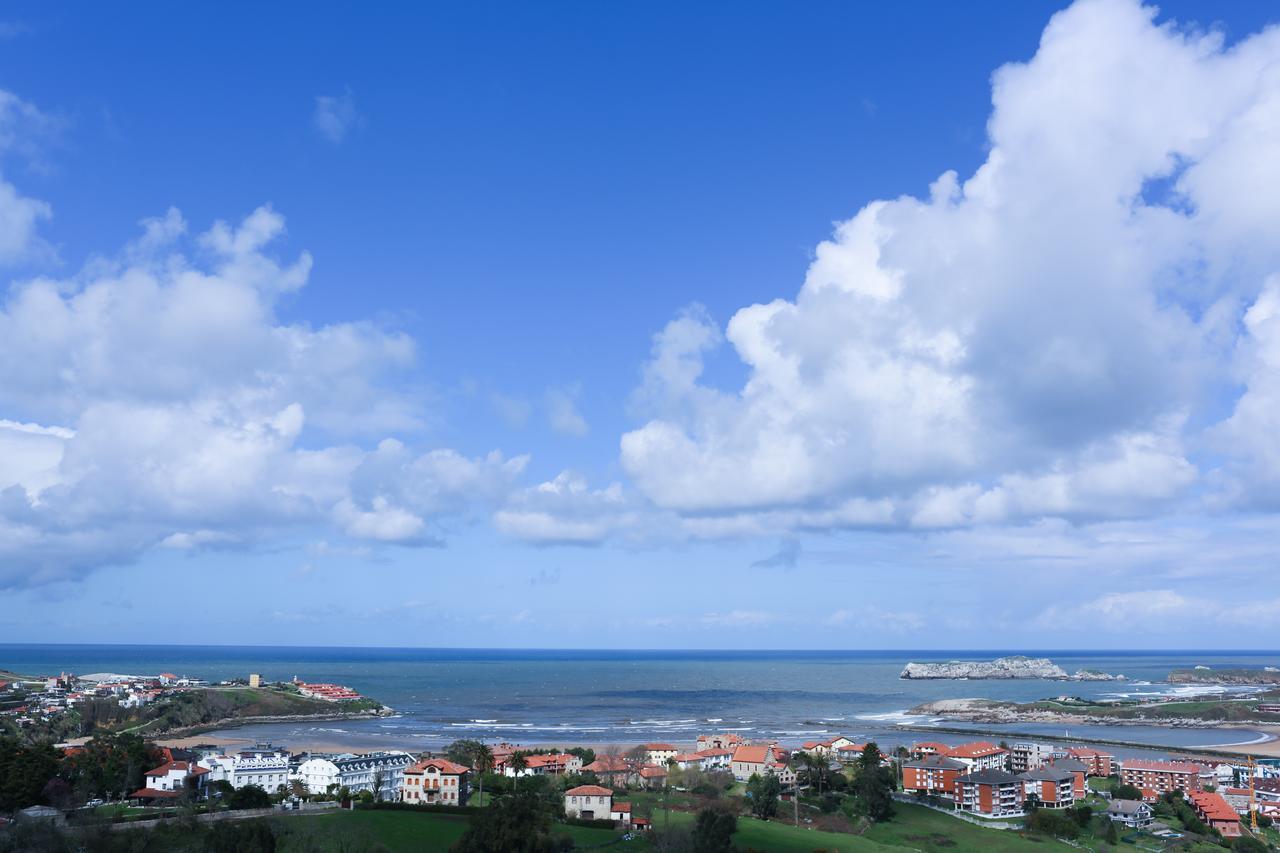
[863,804,1074,852]
[273,800,1254,853]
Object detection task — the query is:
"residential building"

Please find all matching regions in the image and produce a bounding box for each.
[902,756,966,801]
[1065,747,1115,777]
[512,753,582,777]
[401,758,470,806]
[673,752,708,771]
[697,733,746,752]
[1048,758,1088,800]
[954,769,1024,818]
[1106,799,1153,828]
[800,736,855,758]
[835,743,869,764]
[231,744,290,791]
[911,741,952,758]
[643,743,678,765]
[131,761,210,801]
[610,800,632,827]
[296,751,413,799]
[584,756,632,786]
[1120,759,1200,794]
[1189,790,1242,838]
[293,679,362,701]
[637,764,668,789]
[248,673,262,688]
[1020,767,1076,809]
[695,748,733,770]
[772,761,798,788]
[730,745,775,782]
[1010,742,1056,773]
[947,742,1009,772]
[564,785,612,820]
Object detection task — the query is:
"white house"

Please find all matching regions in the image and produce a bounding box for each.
[131,761,210,800]
[643,743,678,765]
[199,743,291,791]
[1107,800,1154,828]
[696,748,732,770]
[565,785,612,820]
[296,751,413,799]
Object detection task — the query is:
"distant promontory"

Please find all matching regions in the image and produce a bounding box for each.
[900,655,1125,681]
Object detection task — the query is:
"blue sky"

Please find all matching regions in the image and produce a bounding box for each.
[2,0,1280,649]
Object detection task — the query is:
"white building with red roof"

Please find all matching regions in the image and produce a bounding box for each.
[946,742,1009,772]
[508,752,583,777]
[131,760,209,801]
[695,748,733,769]
[565,785,613,820]
[643,743,678,764]
[730,745,776,781]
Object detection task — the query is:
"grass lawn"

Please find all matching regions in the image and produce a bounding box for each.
[863,804,1076,853]
[1086,777,1114,792]
[276,809,622,852]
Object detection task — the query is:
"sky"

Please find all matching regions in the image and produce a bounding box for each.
[1,0,1280,649]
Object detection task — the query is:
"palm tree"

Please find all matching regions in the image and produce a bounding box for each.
[474,743,494,806]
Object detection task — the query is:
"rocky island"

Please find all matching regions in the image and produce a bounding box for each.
[900,655,1125,680]
[1168,667,1280,685]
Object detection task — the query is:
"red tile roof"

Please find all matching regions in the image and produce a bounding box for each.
[613,802,631,813]
[145,761,207,778]
[639,764,667,778]
[1122,759,1199,773]
[643,743,676,750]
[1191,791,1240,822]
[566,785,613,796]
[131,788,181,799]
[732,745,772,764]
[409,758,470,775]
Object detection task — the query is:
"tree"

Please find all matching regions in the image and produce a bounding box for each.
[227,784,272,810]
[691,804,737,853]
[745,773,781,819]
[372,768,385,803]
[849,742,895,822]
[452,791,568,852]
[0,737,62,812]
[509,752,528,774]
[1105,819,1119,844]
[1113,783,1142,801]
[473,743,494,806]
[1231,837,1268,853]
[566,746,595,767]
[445,739,484,766]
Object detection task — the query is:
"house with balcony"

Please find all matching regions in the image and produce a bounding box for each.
[400,758,470,806]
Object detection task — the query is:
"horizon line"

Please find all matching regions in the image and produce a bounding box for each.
[1,642,1277,654]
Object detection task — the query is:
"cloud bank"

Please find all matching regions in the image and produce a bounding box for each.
[616,0,1280,535]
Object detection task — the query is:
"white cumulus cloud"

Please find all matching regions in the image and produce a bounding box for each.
[617,0,1280,535]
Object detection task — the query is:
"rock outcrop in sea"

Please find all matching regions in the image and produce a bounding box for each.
[899,655,1125,680]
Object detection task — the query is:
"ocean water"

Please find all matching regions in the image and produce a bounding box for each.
[3,646,1276,757]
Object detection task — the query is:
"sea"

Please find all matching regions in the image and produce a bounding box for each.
[4,646,1277,759]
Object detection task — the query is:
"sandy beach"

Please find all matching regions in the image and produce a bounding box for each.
[1202,724,1280,758]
